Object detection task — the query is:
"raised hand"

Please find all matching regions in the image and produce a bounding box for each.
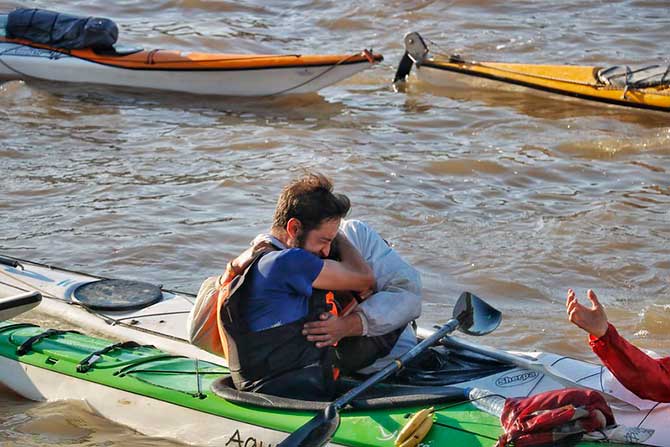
[566,288,609,338]
[230,240,273,274]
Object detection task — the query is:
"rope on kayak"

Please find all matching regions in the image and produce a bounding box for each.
[0,263,193,336]
[422,38,644,91]
[111,311,192,324]
[76,340,145,373]
[0,43,50,81]
[195,357,204,399]
[113,355,226,398]
[0,272,191,341]
[0,322,38,334]
[113,353,189,377]
[15,328,81,356]
[637,401,662,429]
[264,52,370,96]
[101,53,305,65]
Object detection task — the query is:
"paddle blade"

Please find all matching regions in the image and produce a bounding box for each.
[0,291,42,321]
[277,405,340,447]
[393,51,414,85]
[452,292,501,336]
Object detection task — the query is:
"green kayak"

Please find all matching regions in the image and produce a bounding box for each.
[0,321,639,447]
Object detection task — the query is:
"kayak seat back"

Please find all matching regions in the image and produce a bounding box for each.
[211,375,467,411]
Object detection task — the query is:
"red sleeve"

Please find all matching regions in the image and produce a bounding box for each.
[590,323,670,402]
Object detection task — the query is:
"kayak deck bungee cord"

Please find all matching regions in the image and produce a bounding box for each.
[394,32,670,112]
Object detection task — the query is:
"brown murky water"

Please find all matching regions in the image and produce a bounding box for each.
[1,0,669,445]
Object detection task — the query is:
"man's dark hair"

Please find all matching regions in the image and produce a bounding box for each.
[272,173,350,235]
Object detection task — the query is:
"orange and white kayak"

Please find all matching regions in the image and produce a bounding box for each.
[394,32,670,112]
[0,36,382,96]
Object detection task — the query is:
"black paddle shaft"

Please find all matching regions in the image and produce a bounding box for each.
[276,318,461,447]
[277,292,501,447]
[331,317,460,411]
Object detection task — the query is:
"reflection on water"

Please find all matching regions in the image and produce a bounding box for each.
[409,77,670,127]
[1,0,669,445]
[0,391,184,446]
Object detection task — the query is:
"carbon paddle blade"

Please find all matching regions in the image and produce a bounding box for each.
[453,292,501,336]
[393,51,414,84]
[277,404,340,447]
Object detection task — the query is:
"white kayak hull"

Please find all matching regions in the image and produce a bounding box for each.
[0,355,334,447]
[0,42,375,96]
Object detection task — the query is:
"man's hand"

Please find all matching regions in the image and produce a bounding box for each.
[303,312,363,348]
[230,240,273,274]
[566,288,609,338]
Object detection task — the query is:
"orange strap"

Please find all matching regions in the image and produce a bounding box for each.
[325,291,339,318]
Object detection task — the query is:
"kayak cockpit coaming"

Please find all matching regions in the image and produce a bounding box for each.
[211,375,469,411]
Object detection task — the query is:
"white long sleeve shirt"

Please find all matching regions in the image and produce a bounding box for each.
[339,219,421,372]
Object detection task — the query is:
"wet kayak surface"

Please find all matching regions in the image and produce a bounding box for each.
[1,0,668,445]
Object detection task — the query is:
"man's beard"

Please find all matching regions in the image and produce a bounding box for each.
[295,230,308,249]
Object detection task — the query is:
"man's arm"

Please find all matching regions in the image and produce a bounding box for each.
[567,288,670,402]
[340,219,422,336]
[312,232,375,293]
[303,220,422,347]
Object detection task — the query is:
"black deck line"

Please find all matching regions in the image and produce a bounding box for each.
[422,61,669,113]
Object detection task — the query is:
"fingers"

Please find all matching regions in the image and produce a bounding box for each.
[566,299,578,317]
[307,333,335,348]
[303,321,330,332]
[566,303,582,325]
[566,288,578,318]
[305,334,331,342]
[587,289,601,308]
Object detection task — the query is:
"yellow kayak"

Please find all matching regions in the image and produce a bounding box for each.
[394,32,670,112]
